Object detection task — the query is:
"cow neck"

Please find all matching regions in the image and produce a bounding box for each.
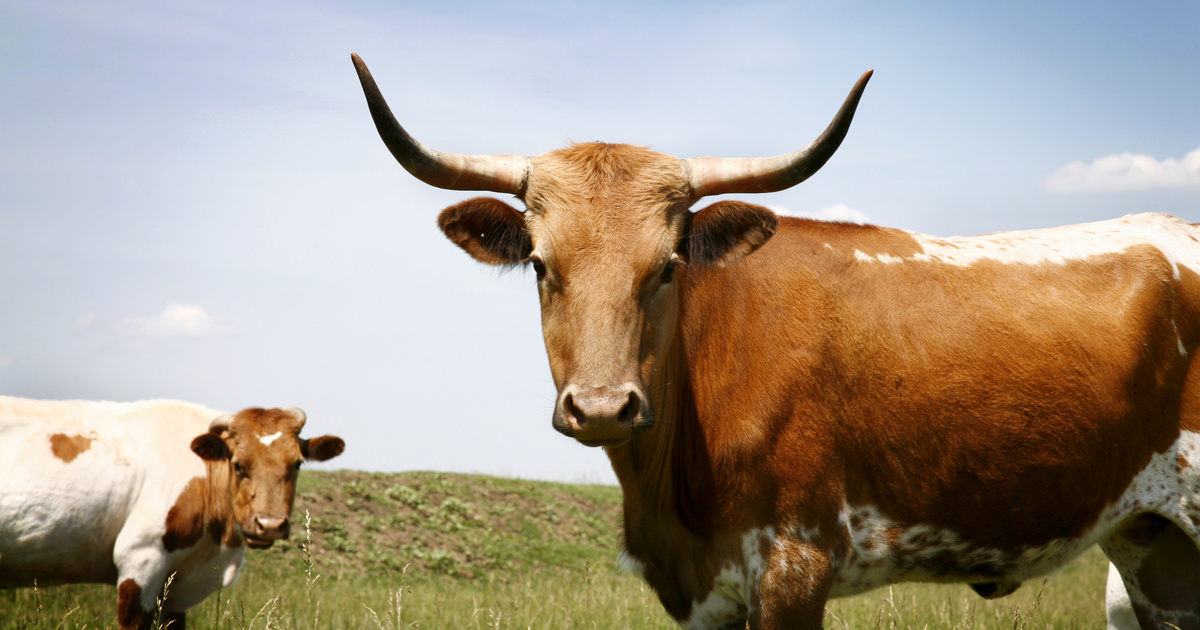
[205,459,240,547]
[607,306,718,541]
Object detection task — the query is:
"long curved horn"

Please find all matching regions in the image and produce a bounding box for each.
[352,53,531,195]
[682,70,873,199]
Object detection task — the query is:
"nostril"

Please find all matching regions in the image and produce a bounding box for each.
[564,392,584,426]
[618,393,637,423]
[254,516,287,535]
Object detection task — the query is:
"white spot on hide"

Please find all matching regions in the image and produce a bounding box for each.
[258,432,283,447]
[684,528,774,629]
[854,250,903,264]
[615,549,645,578]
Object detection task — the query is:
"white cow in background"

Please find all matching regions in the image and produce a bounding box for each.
[0,396,344,630]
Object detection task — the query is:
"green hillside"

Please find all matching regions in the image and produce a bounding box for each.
[2,470,1109,629]
[263,470,627,580]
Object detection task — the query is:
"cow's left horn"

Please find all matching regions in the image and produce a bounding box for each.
[285,407,307,429]
[682,70,873,199]
[352,53,531,195]
[209,414,233,433]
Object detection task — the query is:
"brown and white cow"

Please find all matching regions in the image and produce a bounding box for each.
[352,54,1200,629]
[0,396,344,630]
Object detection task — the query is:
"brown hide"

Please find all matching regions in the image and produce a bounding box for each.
[679,220,1185,548]
[161,465,238,552]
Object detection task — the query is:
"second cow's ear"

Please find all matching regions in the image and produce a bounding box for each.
[301,435,346,462]
[191,432,231,461]
[438,197,532,265]
[680,201,779,268]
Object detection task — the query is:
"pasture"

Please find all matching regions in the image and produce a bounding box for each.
[1,470,1108,629]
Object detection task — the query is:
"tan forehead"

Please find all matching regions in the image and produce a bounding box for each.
[524,143,692,258]
[528,144,689,207]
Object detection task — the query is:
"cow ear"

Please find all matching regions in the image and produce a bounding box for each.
[191,433,231,461]
[438,197,531,266]
[301,435,345,462]
[681,201,779,268]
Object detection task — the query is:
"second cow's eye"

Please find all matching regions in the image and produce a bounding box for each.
[660,260,677,285]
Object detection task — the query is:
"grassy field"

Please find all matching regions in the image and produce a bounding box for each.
[1,470,1109,629]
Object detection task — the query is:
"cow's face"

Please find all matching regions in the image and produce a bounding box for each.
[190,408,344,548]
[351,54,869,447]
[437,147,779,447]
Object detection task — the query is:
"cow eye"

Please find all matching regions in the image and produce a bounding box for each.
[660,260,677,285]
[529,255,547,281]
[234,462,248,478]
[290,461,302,473]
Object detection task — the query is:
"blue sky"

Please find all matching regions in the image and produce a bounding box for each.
[1,0,1197,482]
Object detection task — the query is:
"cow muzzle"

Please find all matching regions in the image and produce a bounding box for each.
[242,514,291,549]
[553,384,653,446]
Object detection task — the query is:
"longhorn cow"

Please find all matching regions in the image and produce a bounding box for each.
[353,53,1200,629]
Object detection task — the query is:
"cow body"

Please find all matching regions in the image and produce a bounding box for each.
[612,213,1200,628]
[0,396,344,630]
[351,53,1200,628]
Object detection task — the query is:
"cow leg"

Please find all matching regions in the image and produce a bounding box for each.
[162,611,186,630]
[1100,514,1200,630]
[1105,562,1140,630]
[114,518,178,630]
[748,540,832,630]
[117,577,155,630]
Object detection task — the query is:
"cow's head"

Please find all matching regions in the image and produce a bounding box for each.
[353,54,870,447]
[190,407,344,548]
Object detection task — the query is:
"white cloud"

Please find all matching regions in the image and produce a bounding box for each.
[75,313,95,331]
[1043,147,1200,192]
[770,203,870,224]
[118,303,233,337]
[0,357,13,368]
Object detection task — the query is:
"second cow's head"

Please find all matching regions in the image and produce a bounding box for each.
[190,407,344,548]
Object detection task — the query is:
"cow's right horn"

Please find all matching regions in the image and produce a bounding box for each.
[682,70,873,199]
[352,53,531,196]
[285,407,307,429]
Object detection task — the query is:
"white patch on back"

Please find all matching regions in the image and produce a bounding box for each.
[850,214,1200,279]
[854,250,903,264]
[258,432,283,447]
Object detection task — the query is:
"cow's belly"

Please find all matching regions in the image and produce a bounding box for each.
[831,429,1200,597]
[829,505,1095,597]
[0,485,131,586]
[0,447,139,587]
